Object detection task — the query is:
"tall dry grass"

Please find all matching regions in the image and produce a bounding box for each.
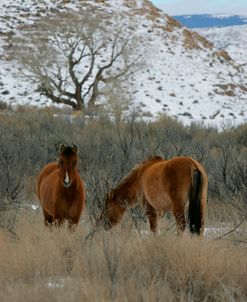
[1,209,247,302]
[0,110,246,301]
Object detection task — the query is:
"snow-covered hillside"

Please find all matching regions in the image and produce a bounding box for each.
[195,25,247,68]
[0,0,246,127]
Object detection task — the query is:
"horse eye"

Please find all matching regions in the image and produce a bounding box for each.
[60,161,64,167]
[73,161,77,166]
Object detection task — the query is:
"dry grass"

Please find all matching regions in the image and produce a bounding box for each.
[214,50,232,62]
[165,15,182,32]
[183,29,213,50]
[1,207,247,302]
[0,109,246,301]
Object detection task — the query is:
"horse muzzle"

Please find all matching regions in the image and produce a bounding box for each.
[63,172,72,188]
[63,181,72,188]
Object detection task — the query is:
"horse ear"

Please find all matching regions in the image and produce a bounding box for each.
[60,144,66,154]
[108,189,114,199]
[72,145,78,155]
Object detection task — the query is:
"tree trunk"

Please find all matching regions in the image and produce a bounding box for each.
[74,85,85,111]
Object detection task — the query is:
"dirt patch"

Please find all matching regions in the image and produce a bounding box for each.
[213,83,237,96]
[213,50,232,62]
[183,29,213,50]
[165,14,182,32]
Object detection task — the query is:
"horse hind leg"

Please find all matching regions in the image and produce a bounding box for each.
[173,204,186,235]
[145,203,158,233]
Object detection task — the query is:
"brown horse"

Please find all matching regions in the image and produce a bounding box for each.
[37,145,86,229]
[99,156,208,235]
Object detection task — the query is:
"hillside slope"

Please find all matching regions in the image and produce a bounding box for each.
[0,0,246,127]
[196,25,247,68]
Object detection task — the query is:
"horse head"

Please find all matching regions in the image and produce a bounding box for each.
[97,189,126,230]
[59,144,78,188]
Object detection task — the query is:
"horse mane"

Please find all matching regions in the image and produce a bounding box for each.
[141,156,164,164]
[114,156,164,193]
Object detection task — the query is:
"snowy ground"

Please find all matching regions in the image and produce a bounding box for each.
[0,0,246,128]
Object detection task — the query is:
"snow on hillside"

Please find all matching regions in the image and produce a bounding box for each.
[0,0,246,128]
[195,25,247,67]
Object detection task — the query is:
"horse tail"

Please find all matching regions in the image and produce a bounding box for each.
[188,168,203,235]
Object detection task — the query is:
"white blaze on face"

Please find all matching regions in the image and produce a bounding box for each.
[64,171,70,185]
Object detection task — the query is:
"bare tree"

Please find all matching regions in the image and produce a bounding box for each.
[12,12,143,112]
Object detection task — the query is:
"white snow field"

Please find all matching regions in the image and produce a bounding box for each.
[0,0,246,127]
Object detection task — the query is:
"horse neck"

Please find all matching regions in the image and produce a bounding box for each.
[113,160,158,204]
[114,170,140,200]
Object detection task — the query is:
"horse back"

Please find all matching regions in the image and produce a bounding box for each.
[141,157,206,209]
[145,157,195,187]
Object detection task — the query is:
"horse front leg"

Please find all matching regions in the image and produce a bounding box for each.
[145,203,158,233]
[68,216,80,232]
[53,209,64,228]
[42,208,53,227]
[53,218,64,228]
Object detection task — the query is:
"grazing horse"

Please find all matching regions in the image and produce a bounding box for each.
[37,145,86,230]
[99,156,208,235]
